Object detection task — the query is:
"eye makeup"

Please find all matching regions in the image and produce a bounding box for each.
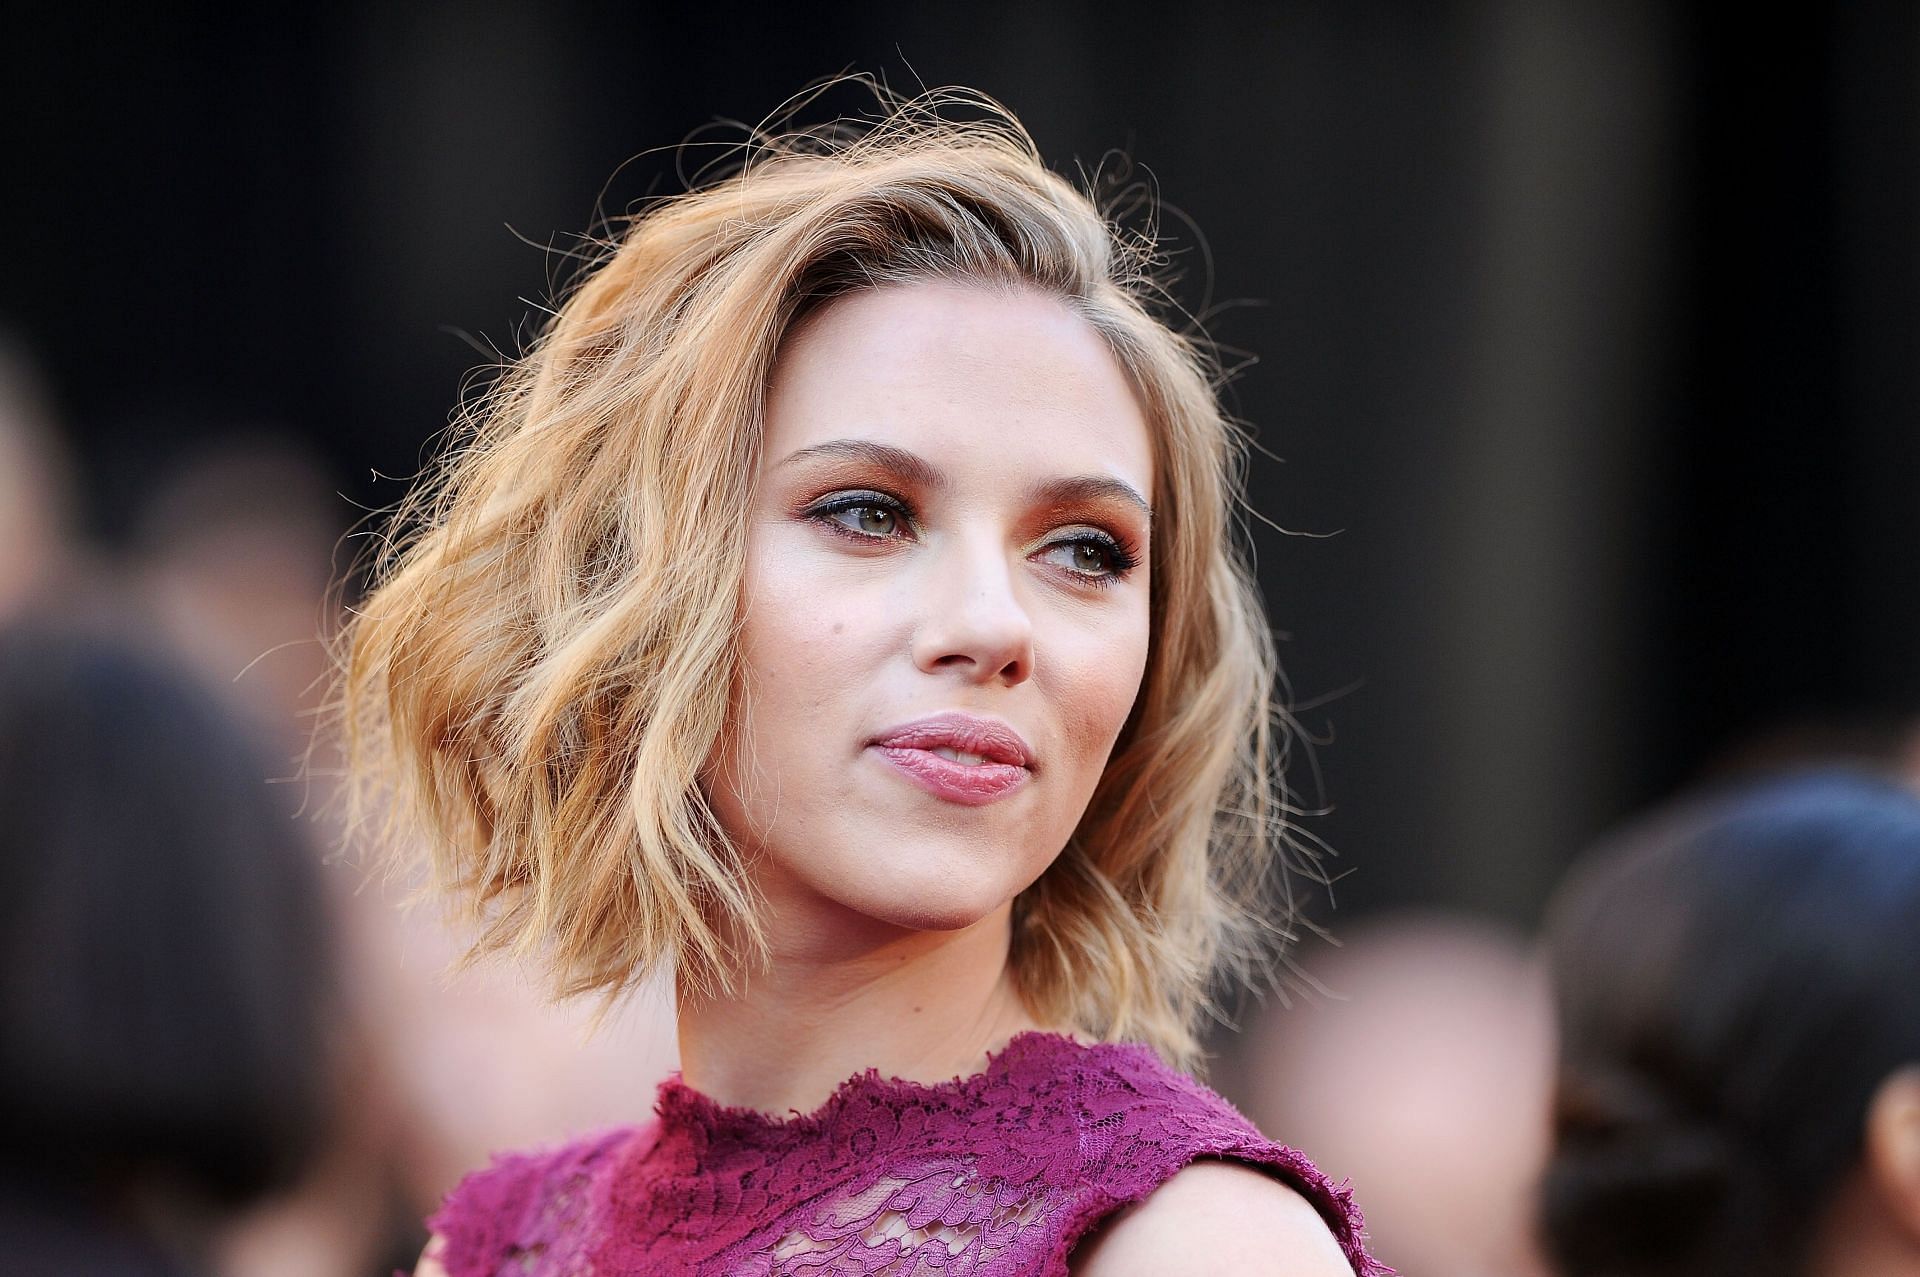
[802,489,918,543]
[1031,525,1140,588]
[799,484,1143,589]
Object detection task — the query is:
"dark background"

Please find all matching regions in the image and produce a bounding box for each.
[6,0,1917,928]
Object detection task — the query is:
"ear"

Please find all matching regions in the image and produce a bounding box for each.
[1865,1066,1920,1240]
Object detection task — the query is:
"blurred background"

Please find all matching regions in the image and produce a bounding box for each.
[2,3,1915,1275]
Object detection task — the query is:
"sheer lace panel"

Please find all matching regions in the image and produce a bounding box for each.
[766,1157,1050,1274]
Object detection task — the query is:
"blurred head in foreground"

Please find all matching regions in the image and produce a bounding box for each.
[1542,768,1920,1277]
[130,435,343,747]
[0,622,333,1273]
[1238,914,1554,1277]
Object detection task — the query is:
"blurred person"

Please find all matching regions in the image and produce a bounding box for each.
[1541,769,1920,1277]
[130,437,343,754]
[1233,914,1555,1277]
[0,621,335,1276]
[337,87,1385,1275]
[123,437,679,1272]
[122,435,423,1277]
[352,907,679,1215]
[0,330,78,622]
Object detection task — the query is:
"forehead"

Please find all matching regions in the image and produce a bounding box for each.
[762,281,1154,498]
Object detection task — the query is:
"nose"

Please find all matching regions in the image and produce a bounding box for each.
[910,532,1034,686]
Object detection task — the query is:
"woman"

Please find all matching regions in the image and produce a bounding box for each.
[1540,769,1920,1277]
[340,88,1384,1276]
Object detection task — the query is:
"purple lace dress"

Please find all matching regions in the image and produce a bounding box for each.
[427,1030,1387,1276]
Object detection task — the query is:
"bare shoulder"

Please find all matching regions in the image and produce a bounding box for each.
[1072,1159,1352,1277]
[413,1233,450,1277]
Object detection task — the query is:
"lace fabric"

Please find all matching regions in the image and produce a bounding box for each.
[428,1031,1388,1276]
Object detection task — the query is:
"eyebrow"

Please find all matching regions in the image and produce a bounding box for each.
[777,438,1153,522]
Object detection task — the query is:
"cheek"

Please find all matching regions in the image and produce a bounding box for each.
[714,531,887,802]
[735,544,877,716]
[1047,599,1152,777]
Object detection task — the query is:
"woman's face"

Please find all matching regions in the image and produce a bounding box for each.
[705,280,1154,942]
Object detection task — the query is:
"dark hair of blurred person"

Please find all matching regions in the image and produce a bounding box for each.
[1541,768,1920,1277]
[0,622,335,1275]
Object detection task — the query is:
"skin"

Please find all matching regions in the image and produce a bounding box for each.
[1072,1159,1358,1276]
[418,279,1348,1275]
[1805,1069,1920,1277]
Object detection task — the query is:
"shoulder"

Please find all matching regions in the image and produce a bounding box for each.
[1072,1159,1354,1276]
[412,1233,449,1277]
[432,1124,628,1216]
[426,1124,645,1277]
[1062,1040,1320,1188]
[1049,1041,1384,1275]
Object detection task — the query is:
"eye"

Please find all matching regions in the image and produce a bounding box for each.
[1034,531,1139,585]
[805,491,916,542]
[838,505,902,537]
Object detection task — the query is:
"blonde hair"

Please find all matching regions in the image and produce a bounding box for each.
[336,86,1305,1072]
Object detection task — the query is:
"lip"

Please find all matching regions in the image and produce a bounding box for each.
[868,712,1035,807]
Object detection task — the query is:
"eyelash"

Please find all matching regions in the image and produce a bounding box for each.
[803,490,1142,588]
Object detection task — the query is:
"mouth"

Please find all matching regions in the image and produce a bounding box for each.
[868,713,1035,806]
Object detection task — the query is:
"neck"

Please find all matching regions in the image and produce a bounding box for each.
[675,899,1055,1117]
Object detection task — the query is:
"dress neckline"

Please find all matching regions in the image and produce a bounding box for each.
[654,1028,1111,1137]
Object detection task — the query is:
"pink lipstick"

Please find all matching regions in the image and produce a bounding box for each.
[869,712,1034,806]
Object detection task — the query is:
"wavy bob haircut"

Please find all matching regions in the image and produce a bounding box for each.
[338,87,1303,1071]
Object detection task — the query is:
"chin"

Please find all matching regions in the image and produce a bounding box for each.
[834,865,1028,935]
[873,897,1001,934]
